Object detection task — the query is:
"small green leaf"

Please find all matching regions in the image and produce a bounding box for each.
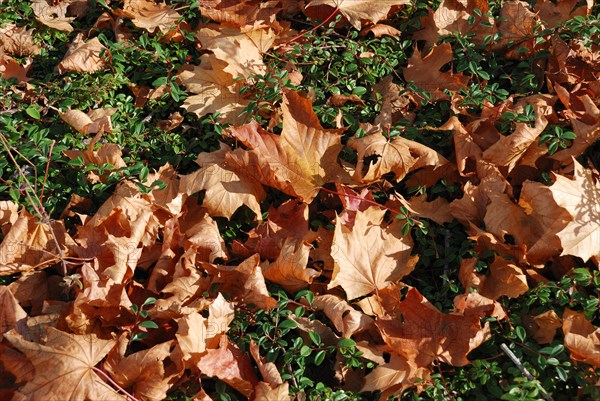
[279,319,297,329]
[131,332,148,342]
[139,320,159,329]
[309,331,321,346]
[337,338,356,348]
[314,349,327,366]
[300,345,312,357]
[25,106,40,120]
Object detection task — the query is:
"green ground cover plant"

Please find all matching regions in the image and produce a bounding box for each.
[1,0,599,400]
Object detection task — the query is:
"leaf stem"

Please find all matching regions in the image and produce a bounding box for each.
[92,366,140,401]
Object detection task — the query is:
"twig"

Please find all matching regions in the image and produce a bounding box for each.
[500,343,555,401]
[0,134,68,275]
[277,7,340,48]
[92,366,139,401]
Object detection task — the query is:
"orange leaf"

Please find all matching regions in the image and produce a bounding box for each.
[562,309,600,367]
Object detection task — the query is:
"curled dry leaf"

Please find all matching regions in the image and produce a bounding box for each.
[459,256,528,300]
[58,34,110,74]
[0,287,28,341]
[523,310,562,344]
[0,25,41,57]
[31,0,75,32]
[562,309,600,367]
[59,108,116,135]
[0,54,32,82]
[312,294,373,338]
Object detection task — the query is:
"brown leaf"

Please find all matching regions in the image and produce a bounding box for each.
[178,54,250,124]
[59,108,116,135]
[226,90,345,202]
[328,206,418,300]
[535,0,593,29]
[179,143,266,219]
[254,382,291,401]
[195,25,274,79]
[31,0,75,32]
[493,1,541,59]
[362,354,427,400]
[0,54,32,82]
[459,256,528,300]
[0,287,28,340]
[562,309,600,367]
[249,340,283,386]
[403,43,470,101]
[312,294,373,338]
[0,24,41,56]
[261,239,320,293]
[123,0,182,34]
[58,34,109,73]
[361,24,401,38]
[349,125,448,183]
[413,0,494,50]
[104,336,175,401]
[327,94,366,106]
[306,0,411,30]
[197,337,259,398]
[4,327,126,400]
[548,160,600,263]
[524,310,561,344]
[375,287,491,367]
[203,254,277,310]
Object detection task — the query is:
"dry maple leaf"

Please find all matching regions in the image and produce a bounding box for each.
[403,42,470,101]
[226,90,345,202]
[178,54,250,124]
[104,335,176,401]
[30,0,75,32]
[0,24,41,57]
[0,287,28,341]
[4,327,126,401]
[197,336,259,397]
[413,0,494,50]
[493,0,541,59]
[328,206,418,300]
[123,0,182,34]
[195,25,274,79]
[548,160,600,264]
[562,309,600,367]
[306,0,411,30]
[198,0,281,29]
[58,34,110,74]
[348,128,448,183]
[0,205,72,276]
[375,287,491,368]
[523,310,562,344]
[459,256,528,300]
[0,54,33,82]
[179,143,266,219]
[535,0,593,28]
[362,354,428,401]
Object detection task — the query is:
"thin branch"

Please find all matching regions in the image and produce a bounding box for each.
[500,343,555,401]
[277,7,340,48]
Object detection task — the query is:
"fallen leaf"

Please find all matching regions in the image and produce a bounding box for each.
[179,143,266,219]
[178,54,250,124]
[524,310,562,344]
[31,0,75,31]
[403,42,470,101]
[459,256,528,300]
[0,25,41,56]
[306,0,411,30]
[4,327,127,400]
[197,337,259,397]
[375,287,491,367]
[361,24,401,38]
[226,90,345,202]
[328,206,417,300]
[562,309,600,367]
[0,287,28,340]
[261,238,320,292]
[123,0,182,34]
[548,160,600,263]
[312,294,373,338]
[58,34,110,73]
[59,108,116,135]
